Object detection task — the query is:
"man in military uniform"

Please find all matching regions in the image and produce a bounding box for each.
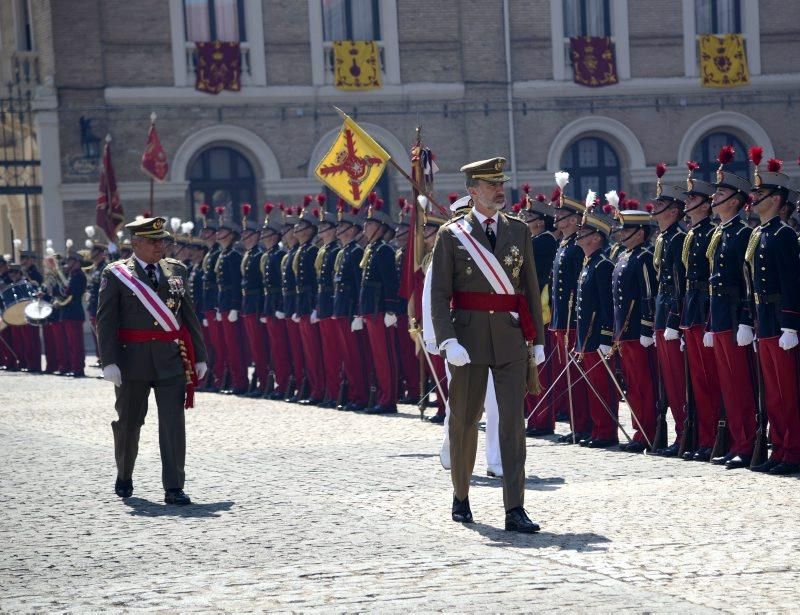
[58,248,88,377]
[281,207,305,402]
[240,204,269,396]
[430,157,544,532]
[17,250,43,373]
[679,163,721,461]
[315,202,343,407]
[650,169,688,457]
[392,205,421,404]
[96,217,207,504]
[747,155,800,474]
[706,155,757,469]
[199,205,221,390]
[85,242,109,364]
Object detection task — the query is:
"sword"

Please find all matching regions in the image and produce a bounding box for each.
[409,323,448,415]
[565,293,576,443]
[524,347,601,422]
[569,351,633,443]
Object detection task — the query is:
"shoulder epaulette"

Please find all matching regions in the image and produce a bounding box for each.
[776,223,795,237]
[735,225,751,237]
[444,213,466,226]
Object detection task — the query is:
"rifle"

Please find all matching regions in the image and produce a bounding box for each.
[677,339,697,458]
[710,398,729,459]
[742,259,767,468]
[653,355,669,451]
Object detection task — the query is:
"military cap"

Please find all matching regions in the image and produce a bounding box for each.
[684,161,715,198]
[281,205,300,230]
[125,216,171,239]
[650,162,686,210]
[19,250,39,259]
[7,263,22,272]
[579,206,615,238]
[752,155,792,192]
[260,202,283,234]
[618,209,657,228]
[296,206,321,228]
[90,241,108,251]
[214,206,239,233]
[450,195,471,213]
[712,145,750,194]
[365,192,393,227]
[525,192,554,220]
[460,157,510,184]
[337,200,365,228]
[198,203,217,230]
[240,203,260,233]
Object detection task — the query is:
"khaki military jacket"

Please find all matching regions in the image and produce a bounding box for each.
[96,257,207,381]
[430,209,544,365]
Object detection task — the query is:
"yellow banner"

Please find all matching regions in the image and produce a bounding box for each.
[314,110,390,208]
[333,40,382,91]
[699,34,749,88]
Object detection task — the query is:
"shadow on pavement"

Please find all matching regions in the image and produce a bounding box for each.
[123,497,234,518]
[470,474,565,492]
[389,453,439,459]
[464,523,610,551]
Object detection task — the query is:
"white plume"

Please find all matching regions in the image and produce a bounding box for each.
[85,239,94,249]
[85,225,95,238]
[13,238,21,247]
[184,221,194,233]
[116,230,124,240]
[554,171,570,190]
[46,239,53,248]
[170,217,182,232]
[604,190,619,209]
[135,215,144,222]
[417,195,428,208]
[3,253,10,261]
[46,247,55,256]
[66,239,73,249]
[584,189,596,211]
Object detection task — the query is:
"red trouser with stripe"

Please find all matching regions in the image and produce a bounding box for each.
[332,317,369,406]
[264,316,292,394]
[655,329,687,442]
[205,310,225,387]
[618,339,657,444]
[219,311,248,391]
[318,317,344,401]
[22,324,42,371]
[364,314,398,407]
[758,337,800,463]
[298,316,326,400]
[284,318,304,394]
[580,351,619,442]
[712,331,756,457]
[549,329,591,434]
[396,314,420,400]
[200,322,214,386]
[241,313,270,392]
[43,323,60,372]
[527,329,557,430]
[683,325,722,449]
[61,319,85,374]
[10,326,27,369]
[1,327,17,368]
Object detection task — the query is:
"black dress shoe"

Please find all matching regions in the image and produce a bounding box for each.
[526,427,555,437]
[622,440,647,453]
[452,496,473,523]
[298,398,322,406]
[711,452,736,465]
[285,395,299,403]
[428,413,445,424]
[578,437,591,447]
[750,458,781,473]
[268,390,284,400]
[769,462,800,475]
[364,404,398,415]
[586,438,619,448]
[114,478,133,498]
[725,454,751,470]
[505,507,540,533]
[555,412,569,422]
[346,402,366,412]
[164,489,192,505]
[681,450,696,460]
[693,448,712,462]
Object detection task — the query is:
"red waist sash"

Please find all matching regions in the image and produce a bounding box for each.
[451,291,536,343]
[118,327,198,409]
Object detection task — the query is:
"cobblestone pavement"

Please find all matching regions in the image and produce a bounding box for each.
[2,364,799,613]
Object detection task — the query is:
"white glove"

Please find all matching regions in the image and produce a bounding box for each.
[532,344,545,366]
[384,312,398,328]
[291,313,301,323]
[259,316,267,324]
[680,336,686,352]
[640,335,655,348]
[779,328,799,351]
[442,340,471,367]
[194,362,208,380]
[227,309,238,323]
[664,327,680,341]
[310,310,319,325]
[599,344,612,356]
[275,311,286,320]
[424,340,439,356]
[737,324,754,346]
[351,316,364,331]
[102,364,122,387]
[703,331,714,347]
[202,318,209,327]
[215,310,222,322]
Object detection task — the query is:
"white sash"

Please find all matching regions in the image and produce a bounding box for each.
[109,262,179,332]
[450,218,514,295]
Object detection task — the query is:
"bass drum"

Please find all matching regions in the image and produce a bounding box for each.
[24,299,53,326]
[0,281,36,326]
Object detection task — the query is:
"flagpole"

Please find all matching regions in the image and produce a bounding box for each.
[104,134,113,243]
[149,112,156,214]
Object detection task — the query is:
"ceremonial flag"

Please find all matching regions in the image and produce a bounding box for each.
[314,108,389,208]
[141,114,169,182]
[569,36,618,87]
[399,143,429,302]
[332,40,382,91]
[195,41,241,94]
[96,136,124,242]
[699,34,749,88]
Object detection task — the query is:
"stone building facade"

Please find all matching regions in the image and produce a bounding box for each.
[1,0,799,253]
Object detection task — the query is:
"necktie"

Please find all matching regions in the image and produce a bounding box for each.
[145,263,158,290]
[485,218,496,251]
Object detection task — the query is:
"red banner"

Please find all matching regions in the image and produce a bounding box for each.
[96,139,124,242]
[141,121,169,181]
[195,41,241,94]
[569,36,618,87]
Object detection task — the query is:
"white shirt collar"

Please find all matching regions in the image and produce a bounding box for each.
[134,255,160,279]
[471,207,498,226]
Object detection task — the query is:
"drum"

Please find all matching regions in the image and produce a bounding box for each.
[0,281,36,326]
[24,299,53,326]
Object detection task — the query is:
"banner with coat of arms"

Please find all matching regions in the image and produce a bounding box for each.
[195,41,241,94]
[699,34,749,88]
[332,40,382,91]
[569,36,618,87]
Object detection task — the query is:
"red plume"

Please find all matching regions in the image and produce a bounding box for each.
[512,204,521,213]
[717,145,735,165]
[375,198,384,210]
[311,207,320,218]
[521,183,531,194]
[686,161,700,172]
[656,163,667,178]
[336,197,346,211]
[748,146,763,166]
[602,204,613,214]
[316,193,326,205]
[746,194,755,206]
[448,192,459,204]
[644,202,654,213]
[200,203,210,216]
[214,206,225,216]
[303,194,313,206]
[242,203,252,216]
[627,199,641,210]
[767,158,783,173]
[797,155,800,167]
[278,202,285,211]
[368,191,378,205]
[550,187,561,203]
[397,197,406,208]
[535,193,546,203]
[143,210,152,218]
[618,191,626,201]
[263,202,274,214]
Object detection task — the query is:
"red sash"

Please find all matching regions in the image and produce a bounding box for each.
[451,291,536,343]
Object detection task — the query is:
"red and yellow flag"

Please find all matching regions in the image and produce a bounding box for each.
[96,136,124,242]
[333,40,382,91]
[141,115,169,182]
[314,109,389,208]
[699,34,749,88]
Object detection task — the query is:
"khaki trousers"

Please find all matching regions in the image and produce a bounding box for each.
[447,358,527,511]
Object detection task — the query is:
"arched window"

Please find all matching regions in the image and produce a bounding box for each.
[691,131,749,183]
[189,146,256,222]
[560,137,620,200]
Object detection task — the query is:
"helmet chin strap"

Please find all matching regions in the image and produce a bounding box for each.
[711,191,740,209]
[684,197,711,216]
[749,189,777,210]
